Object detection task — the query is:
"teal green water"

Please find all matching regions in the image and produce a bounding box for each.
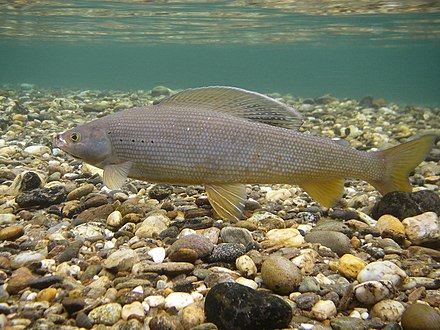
[1,1,439,105]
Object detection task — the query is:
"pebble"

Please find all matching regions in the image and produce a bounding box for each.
[148,247,166,263]
[121,301,145,321]
[220,226,253,246]
[6,267,34,294]
[305,230,351,256]
[376,214,406,242]
[235,254,257,278]
[261,255,302,294]
[134,262,195,276]
[36,287,57,302]
[15,185,66,209]
[88,302,122,325]
[354,280,394,305]
[106,210,123,227]
[311,300,337,320]
[168,234,214,261]
[208,243,246,263]
[24,145,51,156]
[402,212,439,247]
[0,224,24,241]
[135,214,170,238]
[103,248,139,271]
[370,299,405,322]
[164,292,194,310]
[264,228,304,247]
[338,253,367,278]
[182,304,205,329]
[11,251,46,268]
[330,316,369,330]
[400,303,440,330]
[357,261,407,287]
[0,213,17,224]
[204,282,292,329]
[66,183,95,201]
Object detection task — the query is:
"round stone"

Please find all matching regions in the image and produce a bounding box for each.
[357,261,407,287]
[339,254,367,279]
[265,228,304,248]
[401,303,440,330]
[370,299,405,322]
[376,214,406,241]
[261,255,302,295]
[305,231,351,256]
[106,210,123,227]
[220,227,254,246]
[0,224,24,241]
[88,302,122,325]
[353,280,394,305]
[311,300,337,321]
[235,255,257,278]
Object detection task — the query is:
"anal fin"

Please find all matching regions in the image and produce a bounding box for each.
[103,162,133,190]
[301,179,344,208]
[205,184,247,222]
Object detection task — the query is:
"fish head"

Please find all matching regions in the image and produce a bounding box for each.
[54,122,112,167]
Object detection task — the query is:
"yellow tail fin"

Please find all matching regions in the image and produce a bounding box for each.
[372,134,436,195]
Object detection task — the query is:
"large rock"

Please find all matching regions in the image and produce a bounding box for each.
[371,190,440,220]
[205,282,292,330]
[15,185,66,209]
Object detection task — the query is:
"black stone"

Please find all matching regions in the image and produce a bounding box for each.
[205,282,292,330]
[62,297,86,314]
[207,243,246,263]
[149,184,173,200]
[76,311,93,329]
[19,171,42,191]
[330,208,360,221]
[28,275,64,289]
[371,190,440,220]
[16,185,66,209]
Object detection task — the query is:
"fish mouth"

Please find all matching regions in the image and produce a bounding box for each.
[53,134,66,149]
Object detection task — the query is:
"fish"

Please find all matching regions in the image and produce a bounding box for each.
[54,86,436,221]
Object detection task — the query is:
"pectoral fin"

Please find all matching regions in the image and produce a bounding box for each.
[205,184,247,222]
[103,162,133,190]
[301,179,344,207]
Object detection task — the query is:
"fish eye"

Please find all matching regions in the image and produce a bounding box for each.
[70,132,80,142]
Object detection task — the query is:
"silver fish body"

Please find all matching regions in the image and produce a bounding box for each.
[54,87,435,220]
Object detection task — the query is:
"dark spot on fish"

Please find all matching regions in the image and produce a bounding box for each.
[141,140,145,143]
[119,139,123,142]
[107,131,111,135]
[151,140,154,144]
[132,139,135,143]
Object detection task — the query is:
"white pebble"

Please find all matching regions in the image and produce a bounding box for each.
[235,277,258,289]
[354,280,393,305]
[24,145,51,156]
[190,291,204,302]
[402,212,439,245]
[357,261,407,287]
[121,301,145,321]
[311,300,337,320]
[145,295,165,308]
[164,292,194,310]
[371,299,404,322]
[132,286,144,295]
[178,228,197,237]
[235,255,257,278]
[148,247,166,263]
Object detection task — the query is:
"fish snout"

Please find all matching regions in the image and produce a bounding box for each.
[53,133,67,149]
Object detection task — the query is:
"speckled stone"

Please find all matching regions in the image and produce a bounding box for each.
[261,255,302,295]
[88,302,122,325]
[208,243,246,263]
[205,282,292,330]
[370,299,404,322]
[402,212,439,248]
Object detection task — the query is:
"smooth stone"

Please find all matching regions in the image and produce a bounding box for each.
[58,240,83,263]
[376,214,406,241]
[103,248,139,271]
[121,301,145,321]
[66,183,94,201]
[36,287,57,302]
[182,304,205,329]
[24,145,51,156]
[0,214,17,225]
[164,292,194,310]
[295,293,319,310]
[208,243,246,263]
[353,280,394,305]
[265,188,291,201]
[261,255,302,295]
[371,190,440,220]
[0,224,24,241]
[220,227,253,246]
[205,282,292,330]
[76,203,115,222]
[62,298,86,314]
[401,303,440,330]
[402,212,439,247]
[15,185,66,209]
[235,277,258,289]
[311,300,337,321]
[106,210,123,227]
[10,251,46,269]
[76,312,93,329]
[151,85,171,97]
[264,228,304,247]
[88,302,122,325]
[148,247,166,263]
[312,220,352,235]
[168,234,214,260]
[339,254,367,279]
[135,214,170,238]
[28,275,64,289]
[235,255,257,278]
[145,295,165,308]
[6,267,34,294]
[330,316,369,330]
[370,299,404,322]
[357,261,407,287]
[71,222,105,240]
[305,231,351,256]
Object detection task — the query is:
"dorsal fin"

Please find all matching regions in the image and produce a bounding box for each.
[158,86,303,130]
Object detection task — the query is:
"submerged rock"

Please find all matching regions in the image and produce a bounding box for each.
[371,190,440,220]
[204,282,292,330]
[15,185,66,209]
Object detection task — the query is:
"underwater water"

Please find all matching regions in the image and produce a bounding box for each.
[0,0,440,105]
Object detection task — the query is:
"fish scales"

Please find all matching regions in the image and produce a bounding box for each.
[106,106,379,185]
[54,86,435,220]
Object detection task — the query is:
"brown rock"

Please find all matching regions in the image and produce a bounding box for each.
[167,234,214,259]
[168,248,199,263]
[0,224,24,241]
[66,183,95,201]
[37,287,58,302]
[6,267,35,294]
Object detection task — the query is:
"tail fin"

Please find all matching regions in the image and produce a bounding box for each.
[372,134,436,194]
